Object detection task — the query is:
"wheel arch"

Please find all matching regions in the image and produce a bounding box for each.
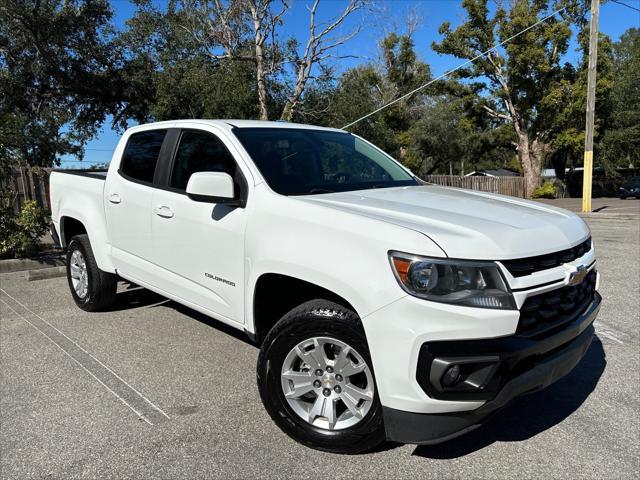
[60,216,88,247]
[250,272,361,345]
[57,211,115,273]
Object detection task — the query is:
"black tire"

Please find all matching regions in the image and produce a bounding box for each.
[66,234,117,311]
[257,299,385,454]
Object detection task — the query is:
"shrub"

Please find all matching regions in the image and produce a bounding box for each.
[532,181,557,199]
[0,201,48,259]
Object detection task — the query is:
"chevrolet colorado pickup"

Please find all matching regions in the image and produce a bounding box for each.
[50,120,601,453]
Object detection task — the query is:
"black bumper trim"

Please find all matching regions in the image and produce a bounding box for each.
[416,292,602,401]
[384,293,600,445]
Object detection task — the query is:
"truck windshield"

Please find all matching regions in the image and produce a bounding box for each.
[233,128,418,195]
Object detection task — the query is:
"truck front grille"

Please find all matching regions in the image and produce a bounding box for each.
[502,237,592,277]
[517,269,597,338]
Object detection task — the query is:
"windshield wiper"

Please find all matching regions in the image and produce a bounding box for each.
[308,188,335,194]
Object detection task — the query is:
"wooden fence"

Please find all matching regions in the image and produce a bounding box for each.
[2,167,53,214]
[423,175,527,198]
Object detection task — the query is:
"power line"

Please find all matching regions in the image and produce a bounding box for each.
[609,0,640,13]
[341,4,571,130]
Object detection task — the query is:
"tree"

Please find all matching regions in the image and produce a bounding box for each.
[601,28,640,168]
[320,32,432,161]
[404,96,516,176]
[0,0,119,169]
[432,0,581,196]
[178,0,367,120]
[545,27,614,178]
[279,0,366,121]
[115,0,262,123]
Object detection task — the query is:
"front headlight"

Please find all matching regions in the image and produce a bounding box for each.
[388,251,516,310]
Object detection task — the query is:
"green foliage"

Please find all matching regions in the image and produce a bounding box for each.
[402,97,515,175]
[303,33,435,166]
[0,0,119,169]
[431,0,586,195]
[89,163,110,170]
[0,201,48,259]
[547,32,615,176]
[531,181,557,199]
[113,0,262,124]
[600,28,640,169]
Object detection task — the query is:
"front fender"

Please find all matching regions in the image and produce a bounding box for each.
[243,187,445,334]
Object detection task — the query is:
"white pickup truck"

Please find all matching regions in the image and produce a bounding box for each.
[50,120,601,453]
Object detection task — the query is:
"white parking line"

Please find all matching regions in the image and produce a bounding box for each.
[0,288,170,425]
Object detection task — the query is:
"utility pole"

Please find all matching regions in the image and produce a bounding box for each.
[582,0,600,213]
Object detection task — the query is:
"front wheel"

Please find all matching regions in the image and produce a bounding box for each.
[257,300,385,454]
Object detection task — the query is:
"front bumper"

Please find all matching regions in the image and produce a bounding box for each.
[382,292,601,444]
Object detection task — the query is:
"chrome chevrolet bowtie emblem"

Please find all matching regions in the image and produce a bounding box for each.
[567,265,588,286]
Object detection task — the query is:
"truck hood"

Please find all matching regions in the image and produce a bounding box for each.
[299,185,589,260]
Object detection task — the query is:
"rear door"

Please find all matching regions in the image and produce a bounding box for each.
[105,128,172,282]
[150,126,249,324]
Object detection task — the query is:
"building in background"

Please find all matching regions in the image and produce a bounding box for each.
[465,168,521,177]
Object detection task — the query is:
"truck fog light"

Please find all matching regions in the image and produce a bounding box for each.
[442,364,461,387]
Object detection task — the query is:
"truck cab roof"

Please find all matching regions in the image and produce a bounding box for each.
[126,119,345,133]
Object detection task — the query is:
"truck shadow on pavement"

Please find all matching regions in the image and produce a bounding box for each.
[103,283,171,312]
[412,337,606,459]
[107,282,258,343]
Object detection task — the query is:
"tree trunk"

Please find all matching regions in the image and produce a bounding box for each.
[280,99,294,121]
[254,42,269,120]
[517,133,547,198]
[249,3,269,121]
[280,64,309,122]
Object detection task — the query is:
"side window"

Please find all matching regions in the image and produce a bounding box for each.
[120,130,167,183]
[170,130,237,191]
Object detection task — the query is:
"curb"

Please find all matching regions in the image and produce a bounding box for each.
[26,266,67,281]
[578,213,639,220]
[0,254,65,274]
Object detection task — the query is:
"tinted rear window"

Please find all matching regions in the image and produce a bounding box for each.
[120,130,167,183]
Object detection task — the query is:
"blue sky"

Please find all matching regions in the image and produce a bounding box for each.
[61,0,640,168]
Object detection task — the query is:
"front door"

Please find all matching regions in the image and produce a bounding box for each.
[151,128,248,324]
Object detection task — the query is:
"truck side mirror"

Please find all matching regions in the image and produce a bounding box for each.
[186,172,241,206]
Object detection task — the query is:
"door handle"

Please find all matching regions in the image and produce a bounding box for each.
[154,205,174,218]
[108,193,121,204]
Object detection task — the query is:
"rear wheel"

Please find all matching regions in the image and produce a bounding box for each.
[66,234,117,311]
[257,299,385,454]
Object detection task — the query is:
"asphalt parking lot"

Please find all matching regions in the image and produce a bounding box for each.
[1,203,639,479]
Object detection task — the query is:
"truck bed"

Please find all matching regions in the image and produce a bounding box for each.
[49,169,110,249]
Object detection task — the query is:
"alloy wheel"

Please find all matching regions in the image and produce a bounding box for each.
[280,336,375,431]
[69,250,88,299]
